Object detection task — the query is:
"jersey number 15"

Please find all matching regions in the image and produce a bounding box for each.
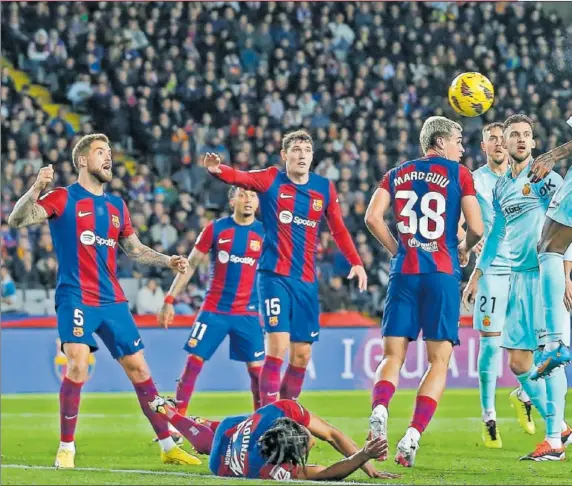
[396,190,446,240]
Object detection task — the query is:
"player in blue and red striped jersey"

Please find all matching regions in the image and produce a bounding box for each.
[364,117,484,467]
[157,187,265,420]
[7,134,200,469]
[147,395,399,481]
[203,129,367,407]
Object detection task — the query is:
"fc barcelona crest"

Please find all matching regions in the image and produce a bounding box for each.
[250,240,261,251]
[112,215,120,228]
[312,199,323,211]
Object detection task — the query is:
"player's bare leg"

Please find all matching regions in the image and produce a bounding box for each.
[478,330,504,448]
[246,361,263,410]
[119,350,201,465]
[395,340,453,467]
[369,337,408,461]
[534,219,572,378]
[55,343,90,468]
[259,332,290,406]
[280,342,311,401]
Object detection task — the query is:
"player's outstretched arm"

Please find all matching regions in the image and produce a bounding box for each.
[203,152,276,193]
[8,165,54,228]
[528,139,572,183]
[365,188,398,257]
[119,233,188,273]
[158,247,207,329]
[300,414,398,480]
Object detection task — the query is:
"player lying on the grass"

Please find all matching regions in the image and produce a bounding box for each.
[8,134,200,468]
[204,129,366,408]
[365,116,484,467]
[148,396,400,481]
[471,123,532,447]
[157,187,265,442]
[463,115,571,461]
[526,136,572,379]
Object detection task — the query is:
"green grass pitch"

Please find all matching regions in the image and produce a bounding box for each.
[2,389,571,485]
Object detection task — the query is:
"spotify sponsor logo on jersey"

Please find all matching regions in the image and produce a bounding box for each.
[217,250,256,266]
[80,230,117,248]
[278,210,317,228]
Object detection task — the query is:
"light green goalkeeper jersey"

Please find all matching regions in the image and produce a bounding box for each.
[472,164,511,275]
[478,160,563,273]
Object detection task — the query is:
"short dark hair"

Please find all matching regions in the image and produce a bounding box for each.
[482,122,503,136]
[282,129,313,152]
[502,114,534,133]
[258,418,310,467]
[72,133,110,170]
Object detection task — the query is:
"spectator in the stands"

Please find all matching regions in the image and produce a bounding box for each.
[136,278,165,315]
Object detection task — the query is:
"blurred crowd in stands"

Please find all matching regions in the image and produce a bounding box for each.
[2,1,571,316]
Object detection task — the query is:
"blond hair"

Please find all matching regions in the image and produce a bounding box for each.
[419,116,462,154]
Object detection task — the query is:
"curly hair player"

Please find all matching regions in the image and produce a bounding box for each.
[148,396,400,481]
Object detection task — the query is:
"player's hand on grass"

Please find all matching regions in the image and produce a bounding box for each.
[462,272,481,310]
[169,255,189,274]
[203,152,222,174]
[527,153,555,184]
[33,164,55,192]
[363,436,388,460]
[348,265,368,292]
[158,303,175,329]
[564,278,572,312]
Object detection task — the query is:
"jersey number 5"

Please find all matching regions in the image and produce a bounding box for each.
[395,190,446,240]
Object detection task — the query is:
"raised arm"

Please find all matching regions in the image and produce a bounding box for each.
[158,224,213,329]
[203,152,277,192]
[528,139,572,183]
[8,165,63,228]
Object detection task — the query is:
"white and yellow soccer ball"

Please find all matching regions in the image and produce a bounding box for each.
[448,72,495,117]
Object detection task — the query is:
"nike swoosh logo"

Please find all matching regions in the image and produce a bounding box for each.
[64,414,78,420]
[254,351,265,358]
[310,332,319,337]
[268,392,279,396]
[279,194,294,199]
[219,238,231,244]
[78,211,92,217]
[134,339,141,346]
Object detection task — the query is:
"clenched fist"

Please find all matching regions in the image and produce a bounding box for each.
[169,255,189,274]
[33,164,55,192]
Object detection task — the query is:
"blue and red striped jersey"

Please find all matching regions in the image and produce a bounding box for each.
[211,400,310,479]
[213,166,361,283]
[195,216,264,315]
[379,155,476,278]
[36,183,133,307]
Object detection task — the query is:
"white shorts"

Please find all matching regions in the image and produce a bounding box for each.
[473,273,510,333]
[503,270,546,351]
[546,167,572,228]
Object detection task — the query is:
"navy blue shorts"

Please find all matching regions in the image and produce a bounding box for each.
[382,273,460,346]
[257,271,320,343]
[184,311,265,362]
[57,300,143,359]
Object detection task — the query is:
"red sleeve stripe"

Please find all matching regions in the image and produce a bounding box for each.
[274,184,295,276]
[76,198,100,306]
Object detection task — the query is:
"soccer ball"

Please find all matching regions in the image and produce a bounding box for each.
[448,72,494,117]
